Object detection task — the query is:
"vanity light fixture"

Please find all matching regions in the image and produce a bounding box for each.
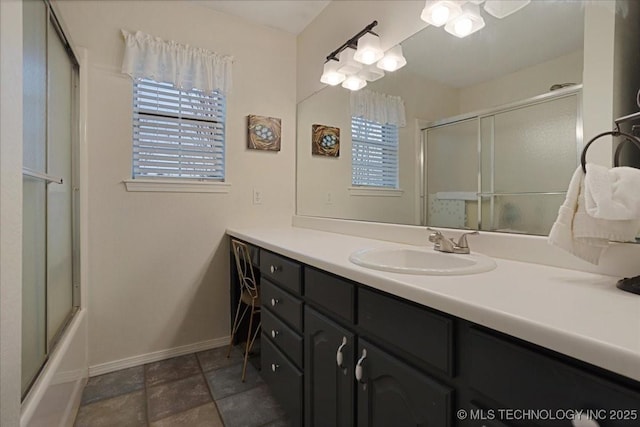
[420,0,464,27]
[483,0,531,19]
[320,59,346,86]
[337,47,363,75]
[342,75,367,91]
[422,0,529,39]
[354,32,385,65]
[444,2,485,38]
[321,20,407,91]
[377,45,407,72]
[357,64,385,83]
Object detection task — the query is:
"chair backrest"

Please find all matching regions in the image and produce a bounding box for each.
[231,239,259,299]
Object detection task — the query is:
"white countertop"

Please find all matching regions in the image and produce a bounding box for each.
[227,226,640,382]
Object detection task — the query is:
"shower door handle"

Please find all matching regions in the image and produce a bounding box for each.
[23,167,63,184]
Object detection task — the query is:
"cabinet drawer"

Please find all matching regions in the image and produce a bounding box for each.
[262,308,303,368]
[261,279,303,332]
[304,267,355,324]
[469,328,640,427]
[262,334,303,426]
[358,288,453,376]
[260,251,302,294]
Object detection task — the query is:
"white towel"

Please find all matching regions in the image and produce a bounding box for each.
[548,166,640,264]
[585,164,640,220]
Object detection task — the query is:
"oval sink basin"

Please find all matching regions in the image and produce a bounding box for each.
[349,247,496,275]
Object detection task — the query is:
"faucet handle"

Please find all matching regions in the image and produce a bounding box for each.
[457,231,479,249]
[426,227,443,243]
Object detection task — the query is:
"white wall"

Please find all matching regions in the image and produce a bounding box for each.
[582,1,616,167]
[0,1,23,425]
[460,50,584,114]
[55,0,297,369]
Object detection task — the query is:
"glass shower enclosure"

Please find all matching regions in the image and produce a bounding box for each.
[22,0,80,397]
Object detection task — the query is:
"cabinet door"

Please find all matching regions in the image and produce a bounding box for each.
[357,339,453,427]
[262,334,303,426]
[304,307,355,427]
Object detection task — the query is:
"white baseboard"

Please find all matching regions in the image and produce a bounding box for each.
[88,336,230,377]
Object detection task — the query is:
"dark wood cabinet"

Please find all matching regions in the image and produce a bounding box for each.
[261,334,303,426]
[304,307,355,427]
[356,339,453,427]
[466,328,640,427]
[229,237,640,427]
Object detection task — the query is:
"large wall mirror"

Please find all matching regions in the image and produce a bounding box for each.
[297,1,640,236]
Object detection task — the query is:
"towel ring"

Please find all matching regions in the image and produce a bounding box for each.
[580,130,640,173]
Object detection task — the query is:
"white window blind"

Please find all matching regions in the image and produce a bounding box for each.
[132,79,226,180]
[351,117,399,188]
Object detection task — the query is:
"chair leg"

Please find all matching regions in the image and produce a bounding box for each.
[241,303,257,382]
[227,301,249,358]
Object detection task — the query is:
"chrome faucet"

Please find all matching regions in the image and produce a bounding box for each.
[427,228,478,254]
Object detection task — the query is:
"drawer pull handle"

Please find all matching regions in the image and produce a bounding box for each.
[270,265,282,274]
[336,337,347,368]
[271,363,279,372]
[270,298,279,307]
[571,417,600,427]
[355,349,367,383]
[271,329,279,339]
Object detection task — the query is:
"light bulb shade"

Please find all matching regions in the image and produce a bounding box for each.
[444,3,485,38]
[358,65,385,82]
[420,0,464,27]
[353,32,384,65]
[376,45,407,72]
[337,47,363,75]
[320,60,346,86]
[341,75,367,91]
[483,0,530,18]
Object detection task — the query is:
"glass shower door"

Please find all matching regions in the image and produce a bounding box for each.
[22,0,79,396]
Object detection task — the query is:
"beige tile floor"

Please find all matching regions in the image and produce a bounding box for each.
[74,345,289,427]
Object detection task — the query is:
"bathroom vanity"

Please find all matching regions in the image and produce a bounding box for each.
[227,226,640,427]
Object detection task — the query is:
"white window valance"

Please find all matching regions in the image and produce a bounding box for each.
[350,89,406,128]
[121,30,233,95]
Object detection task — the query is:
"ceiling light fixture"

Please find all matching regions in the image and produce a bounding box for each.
[444,2,485,38]
[357,65,385,83]
[321,20,406,91]
[342,75,367,91]
[483,0,530,19]
[377,45,407,72]
[420,0,464,27]
[354,32,384,65]
[337,47,363,75]
[319,59,345,86]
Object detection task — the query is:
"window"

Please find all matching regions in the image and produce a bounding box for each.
[351,116,399,188]
[132,79,226,180]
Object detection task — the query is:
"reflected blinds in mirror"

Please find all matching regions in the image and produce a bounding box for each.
[351,117,399,188]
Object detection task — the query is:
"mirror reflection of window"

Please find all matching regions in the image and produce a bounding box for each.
[351,117,399,189]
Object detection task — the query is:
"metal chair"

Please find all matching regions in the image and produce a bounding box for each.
[227,239,261,381]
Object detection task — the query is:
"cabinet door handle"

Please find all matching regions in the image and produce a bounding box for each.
[336,336,347,368]
[270,298,279,307]
[271,363,279,372]
[571,417,600,427]
[355,349,367,383]
[270,265,282,274]
[271,329,279,339]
